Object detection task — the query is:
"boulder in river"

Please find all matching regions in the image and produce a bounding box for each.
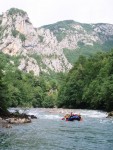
[107,111,113,117]
[28,115,37,119]
[7,117,31,124]
[0,109,37,128]
[0,117,12,128]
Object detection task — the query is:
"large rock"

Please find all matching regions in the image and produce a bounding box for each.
[0,110,38,127]
[7,117,31,124]
[0,117,12,128]
[107,111,113,117]
[0,8,113,75]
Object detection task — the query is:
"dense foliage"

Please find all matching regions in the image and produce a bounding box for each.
[63,42,113,65]
[8,8,26,16]
[0,52,61,111]
[57,50,113,111]
[0,54,7,110]
[1,50,113,112]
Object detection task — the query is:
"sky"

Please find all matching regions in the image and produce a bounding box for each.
[0,0,113,27]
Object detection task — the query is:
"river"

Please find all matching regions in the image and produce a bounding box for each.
[0,108,113,150]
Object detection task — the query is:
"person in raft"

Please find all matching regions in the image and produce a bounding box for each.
[62,112,82,121]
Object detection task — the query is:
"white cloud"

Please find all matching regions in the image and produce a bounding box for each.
[0,0,113,27]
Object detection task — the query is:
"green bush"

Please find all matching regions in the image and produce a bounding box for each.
[42,95,54,108]
[0,20,2,25]
[11,29,19,37]
[8,8,26,16]
[19,33,26,42]
[38,35,44,43]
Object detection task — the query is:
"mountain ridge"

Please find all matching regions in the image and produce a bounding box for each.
[0,8,113,75]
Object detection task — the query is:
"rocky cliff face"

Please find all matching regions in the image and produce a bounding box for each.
[0,8,113,75]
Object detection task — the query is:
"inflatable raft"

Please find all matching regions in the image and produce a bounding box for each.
[62,113,82,121]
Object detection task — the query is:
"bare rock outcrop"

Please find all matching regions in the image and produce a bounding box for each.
[0,8,113,75]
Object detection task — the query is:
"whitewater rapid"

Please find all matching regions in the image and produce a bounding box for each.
[1,108,113,150]
[9,107,107,120]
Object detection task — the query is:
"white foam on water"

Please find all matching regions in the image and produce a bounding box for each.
[38,114,61,120]
[22,108,62,120]
[26,110,39,117]
[79,110,107,118]
[99,119,108,124]
[8,108,107,119]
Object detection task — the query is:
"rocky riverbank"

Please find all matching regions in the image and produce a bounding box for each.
[0,108,37,128]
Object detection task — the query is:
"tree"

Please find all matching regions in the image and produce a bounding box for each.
[57,50,113,111]
[0,55,9,112]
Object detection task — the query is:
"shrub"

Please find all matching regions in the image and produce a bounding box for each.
[8,8,26,16]
[0,20,2,25]
[19,33,26,42]
[11,29,19,38]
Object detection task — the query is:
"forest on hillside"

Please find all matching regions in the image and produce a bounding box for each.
[0,50,113,113]
[57,50,113,111]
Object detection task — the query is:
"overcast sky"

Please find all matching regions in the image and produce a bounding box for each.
[0,0,113,27]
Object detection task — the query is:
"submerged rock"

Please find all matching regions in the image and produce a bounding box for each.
[28,114,37,119]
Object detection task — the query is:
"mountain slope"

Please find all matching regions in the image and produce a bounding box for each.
[0,8,113,75]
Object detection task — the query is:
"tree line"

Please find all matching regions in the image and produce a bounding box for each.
[0,52,60,112]
[1,50,113,113]
[57,50,113,111]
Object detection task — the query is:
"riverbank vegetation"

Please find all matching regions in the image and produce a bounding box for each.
[0,50,113,116]
[57,50,113,111]
[0,52,62,115]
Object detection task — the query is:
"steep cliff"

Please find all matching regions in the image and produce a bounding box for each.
[0,8,113,75]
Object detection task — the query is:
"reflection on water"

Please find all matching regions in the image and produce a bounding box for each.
[0,108,113,150]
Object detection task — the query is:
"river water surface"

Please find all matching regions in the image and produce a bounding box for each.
[0,108,113,150]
